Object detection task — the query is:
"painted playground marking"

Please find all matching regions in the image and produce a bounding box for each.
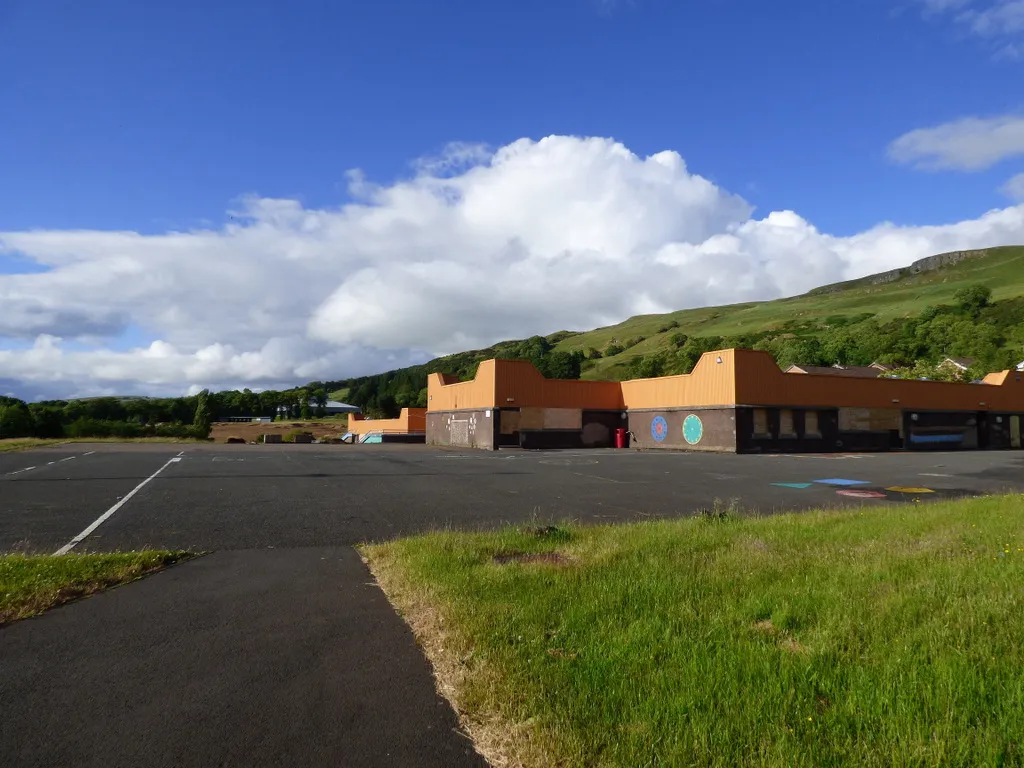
[920,473,953,478]
[772,482,813,489]
[836,489,887,499]
[886,486,935,494]
[767,454,869,460]
[814,478,872,486]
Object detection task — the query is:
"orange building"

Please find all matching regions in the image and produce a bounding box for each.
[427,360,625,449]
[348,408,427,443]
[427,350,1024,452]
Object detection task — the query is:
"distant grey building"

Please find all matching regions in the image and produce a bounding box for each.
[275,401,361,418]
[324,400,361,415]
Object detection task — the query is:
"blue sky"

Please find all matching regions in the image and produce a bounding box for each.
[1,0,1023,398]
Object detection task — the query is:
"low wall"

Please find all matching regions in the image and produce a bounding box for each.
[349,408,427,436]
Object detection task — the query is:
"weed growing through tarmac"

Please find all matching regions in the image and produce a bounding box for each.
[365,494,1024,768]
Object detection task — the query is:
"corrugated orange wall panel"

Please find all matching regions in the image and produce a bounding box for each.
[733,349,1024,411]
[348,408,427,435]
[621,350,738,408]
[493,360,624,410]
[427,360,497,411]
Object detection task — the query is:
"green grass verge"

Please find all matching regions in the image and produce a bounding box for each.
[0,438,68,453]
[363,496,1024,767]
[0,437,209,453]
[0,551,194,624]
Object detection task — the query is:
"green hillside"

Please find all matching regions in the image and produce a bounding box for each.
[556,246,1024,379]
[324,245,1024,415]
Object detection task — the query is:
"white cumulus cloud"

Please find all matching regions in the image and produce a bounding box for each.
[888,114,1024,171]
[2,134,1024,399]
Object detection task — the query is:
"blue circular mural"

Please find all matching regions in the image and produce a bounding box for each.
[651,416,668,442]
[683,414,703,445]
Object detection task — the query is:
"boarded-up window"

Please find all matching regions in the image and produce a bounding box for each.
[753,408,769,437]
[500,410,521,435]
[839,407,901,432]
[805,410,820,437]
[779,409,796,438]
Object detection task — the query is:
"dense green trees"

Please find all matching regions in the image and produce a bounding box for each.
[954,284,992,317]
[0,399,35,439]
[193,390,213,434]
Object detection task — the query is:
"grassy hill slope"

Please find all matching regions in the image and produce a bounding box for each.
[554,246,1024,379]
[326,245,1024,409]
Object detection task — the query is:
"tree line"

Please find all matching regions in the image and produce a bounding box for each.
[0,385,334,440]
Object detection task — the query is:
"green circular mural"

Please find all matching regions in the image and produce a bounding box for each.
[682,414,703,445]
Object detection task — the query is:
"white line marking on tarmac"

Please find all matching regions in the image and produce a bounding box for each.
[53,456,182,555]
[920,473,953,477]
[59,456,76,462]
[7,466,36,475]
[47,461,55,465]
[572,472,624,483]
[83,451,95,456]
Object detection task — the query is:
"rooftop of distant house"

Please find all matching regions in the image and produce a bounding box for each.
[785,362,894,378]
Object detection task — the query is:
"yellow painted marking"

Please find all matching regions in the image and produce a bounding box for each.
[886,486,935,494]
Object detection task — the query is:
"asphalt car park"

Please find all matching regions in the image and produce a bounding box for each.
[2,443,1021,767]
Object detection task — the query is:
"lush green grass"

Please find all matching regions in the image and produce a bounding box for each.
[0,551,194,624]
[554,246,1024,379]
[364,496,1024,767]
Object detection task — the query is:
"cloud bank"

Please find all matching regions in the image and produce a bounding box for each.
[2,135,1024,400]
[888,114,1024,171]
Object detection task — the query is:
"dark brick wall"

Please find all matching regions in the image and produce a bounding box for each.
[738,407,842,453]
[627,408,738,452]
[581,410,628,448]
[380,434,426,444]
[502,409,625,449]
[982,413,1024,449]
[903,410,981,450]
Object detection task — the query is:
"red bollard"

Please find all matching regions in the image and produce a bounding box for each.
[614,428,627,449]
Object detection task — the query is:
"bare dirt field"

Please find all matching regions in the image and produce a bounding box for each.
[209,419,349,444]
